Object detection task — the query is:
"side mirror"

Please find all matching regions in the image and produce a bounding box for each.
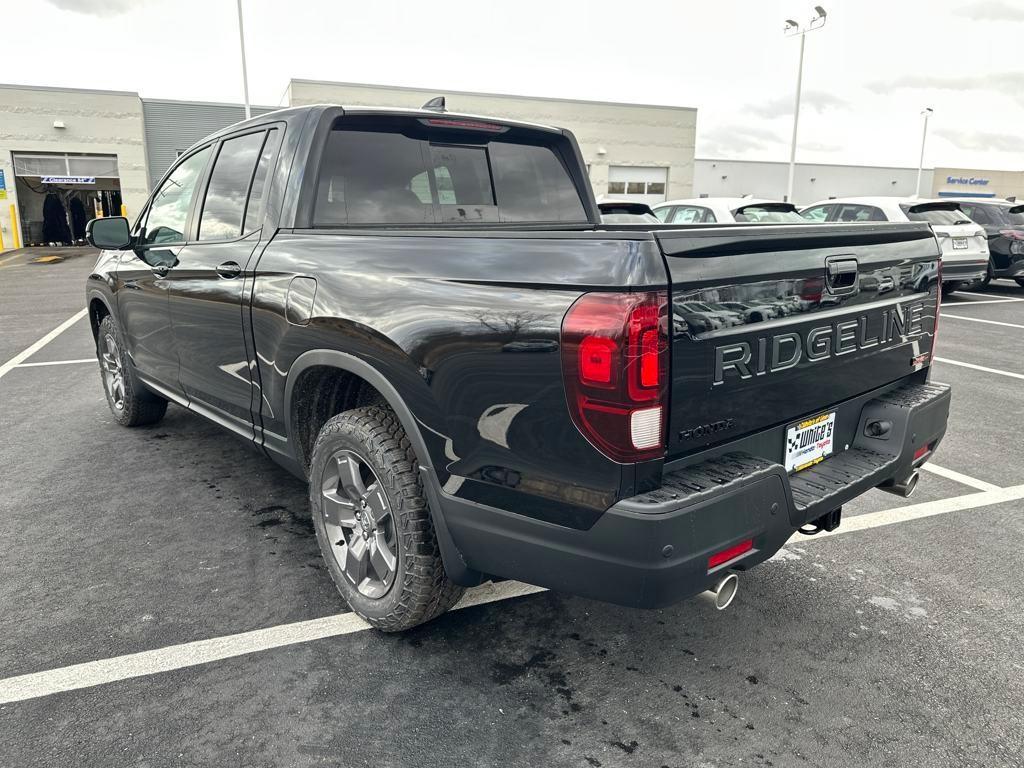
[86,217,132,250]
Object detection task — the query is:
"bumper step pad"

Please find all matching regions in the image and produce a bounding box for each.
[629,381,951,522]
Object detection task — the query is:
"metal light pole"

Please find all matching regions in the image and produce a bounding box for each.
[784,6,827,203]
[236,0,251,119]
[915,108,933,198]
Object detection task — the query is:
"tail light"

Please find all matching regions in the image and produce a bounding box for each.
[561,291,669,462]
[932,258,942,358]
[800,276,824,302]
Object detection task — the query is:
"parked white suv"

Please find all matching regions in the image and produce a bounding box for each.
[800,197,989,293]
[653,197,806,224]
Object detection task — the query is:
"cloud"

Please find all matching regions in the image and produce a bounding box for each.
[698,123,786,156]
[954,0,1024,21]
[934,129,1024,154]
[748,90,848,120]
[868,72,1024,105]
[43,0,148,16]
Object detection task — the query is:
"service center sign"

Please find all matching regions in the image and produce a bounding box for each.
[0,169,6,199]
[40,176,96,185]
[946,175,990,186]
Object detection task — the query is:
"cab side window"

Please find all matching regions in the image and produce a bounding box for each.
[142,147,212,246]
[243,129,282,234]
[199,130,279,241]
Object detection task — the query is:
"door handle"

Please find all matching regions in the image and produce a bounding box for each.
[216,261,242,279]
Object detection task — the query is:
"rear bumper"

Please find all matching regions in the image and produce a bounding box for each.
[941,259,988,283]
[436,382,951,608]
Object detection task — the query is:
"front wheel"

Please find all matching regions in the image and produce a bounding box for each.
[309,406,464,631]
[96,315,168,427]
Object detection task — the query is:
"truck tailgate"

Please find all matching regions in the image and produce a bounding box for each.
[656,223,941,461]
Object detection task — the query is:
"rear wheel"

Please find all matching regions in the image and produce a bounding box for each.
[980,263,993,288]
[941,282,961,297]
[309,406,464,631]
[96,315,167,427]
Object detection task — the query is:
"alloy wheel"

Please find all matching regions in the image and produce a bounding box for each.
[100,333,126,410]
[320,450,398,598]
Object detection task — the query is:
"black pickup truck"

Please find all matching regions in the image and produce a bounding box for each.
[86,104,950,630]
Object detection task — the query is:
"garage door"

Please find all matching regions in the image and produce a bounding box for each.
[13,153,119,179]
[606,166,668,205]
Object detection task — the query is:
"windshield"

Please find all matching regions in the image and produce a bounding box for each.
[734,206,806,223]
[900,205,971,226]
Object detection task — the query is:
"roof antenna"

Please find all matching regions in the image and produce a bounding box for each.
[422,96,446,112]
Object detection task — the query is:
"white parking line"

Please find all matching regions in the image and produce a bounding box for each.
[16,358,96,368]
[2,484,1023,705]
[0,581,547,705]
[943,298,1022,306]
[0,309,87,379]
[933,357,1024,381]
[953,290,1024,302]
[919,462,1000,492]
[941,314,1024,330]
[813,483,1024,540]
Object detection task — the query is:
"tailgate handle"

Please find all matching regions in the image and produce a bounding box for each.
[825,257,858,294]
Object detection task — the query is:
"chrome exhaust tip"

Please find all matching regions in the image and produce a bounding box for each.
[879,470,920,499]
[699,573,739,611]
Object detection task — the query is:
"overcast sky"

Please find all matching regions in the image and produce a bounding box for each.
[9,0,1024,170]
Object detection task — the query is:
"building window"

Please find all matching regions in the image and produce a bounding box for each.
[607,166,669,201]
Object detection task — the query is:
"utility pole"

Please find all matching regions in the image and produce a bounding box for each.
[783,6,828,204]
[916,108,933,198]
[236,0,251,119]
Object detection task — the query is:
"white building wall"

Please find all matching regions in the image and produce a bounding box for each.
[0,84,149,248]
[932,167,1024,200]
[288,80,697,202]
[694,158,935,207]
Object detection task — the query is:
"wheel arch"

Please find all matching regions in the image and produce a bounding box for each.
[285,349,436,478]
[87,292,115,342]
[284,349,481,586]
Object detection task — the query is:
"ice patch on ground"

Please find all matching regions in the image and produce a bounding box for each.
[769,548,802,562]
[869,596,901,611]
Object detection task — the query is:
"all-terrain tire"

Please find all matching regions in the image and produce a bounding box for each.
[96,314,168,427]
[309,406,464,631]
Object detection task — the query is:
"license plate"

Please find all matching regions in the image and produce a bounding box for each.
[785,411,836,472]
[952,237,968,249]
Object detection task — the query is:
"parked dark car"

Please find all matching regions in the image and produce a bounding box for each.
[85,104,950,631]
[943,198,1024,286]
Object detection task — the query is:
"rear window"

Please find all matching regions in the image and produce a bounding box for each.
[1007,206,1024,226]
[313,117,587,226]
[900,205,969,226]
[733,205,805,223]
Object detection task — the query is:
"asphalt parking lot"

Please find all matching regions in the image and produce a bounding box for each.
[1,247,1022,768]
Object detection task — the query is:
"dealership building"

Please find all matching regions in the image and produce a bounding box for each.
[0,81,696,247]
[1,79,1020,248]
[694,158,1024,206]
